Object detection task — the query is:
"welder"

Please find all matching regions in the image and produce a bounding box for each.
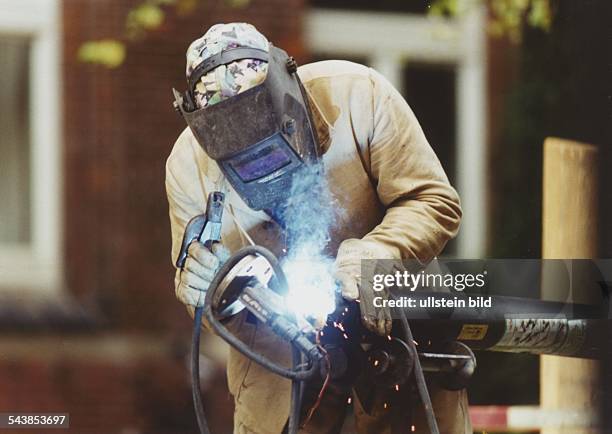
[165,23,467,434]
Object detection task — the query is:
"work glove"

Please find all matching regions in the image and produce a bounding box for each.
[176,241,230,307]
[334,239,396,336]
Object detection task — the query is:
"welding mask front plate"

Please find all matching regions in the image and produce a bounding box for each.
[173,45,320,210]
[219,133,306,209]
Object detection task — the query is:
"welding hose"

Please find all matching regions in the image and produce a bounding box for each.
[192,245,321,434]
[392,293,440,434]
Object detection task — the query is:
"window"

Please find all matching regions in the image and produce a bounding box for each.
[0,0,62,293]
[0,36,31,244]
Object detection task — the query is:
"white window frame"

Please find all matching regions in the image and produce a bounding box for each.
[306,6,488,258]
[0,0,63,293]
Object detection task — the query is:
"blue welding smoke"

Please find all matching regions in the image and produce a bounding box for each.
[280,164,340,323]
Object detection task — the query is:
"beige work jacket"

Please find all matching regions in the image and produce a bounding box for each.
[165,60,463,433]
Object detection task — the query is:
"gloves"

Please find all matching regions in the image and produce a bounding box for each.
[176,241,230,307]
[334,238,396,336]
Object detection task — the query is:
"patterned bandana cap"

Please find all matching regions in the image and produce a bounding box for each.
[186,23,269,108]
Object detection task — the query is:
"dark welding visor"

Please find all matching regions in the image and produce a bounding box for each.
[172,44,319,210]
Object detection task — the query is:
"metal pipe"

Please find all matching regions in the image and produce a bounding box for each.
[399,292,607,359]
[408,318,604,359]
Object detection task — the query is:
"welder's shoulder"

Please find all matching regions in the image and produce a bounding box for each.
[298,60,374,92]
[165,127,213,197]
[298,60,391,118]
[298,60,389,92]
[298,60,370,80]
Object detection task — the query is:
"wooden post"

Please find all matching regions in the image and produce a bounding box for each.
[541,137,599,434]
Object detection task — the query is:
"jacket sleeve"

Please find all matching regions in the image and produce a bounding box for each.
[360,69,462,263]
[165,135,209,295]
[166,168,198,270]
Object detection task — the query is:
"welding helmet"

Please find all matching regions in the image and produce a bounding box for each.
[172,27,320,210]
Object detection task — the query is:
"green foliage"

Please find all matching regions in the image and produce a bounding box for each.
[126,2,167,39]
[77,0,251,68]
[489,0,552,41]
[430,0,553,42]
[77,39,126,68]
[428,0,463,16]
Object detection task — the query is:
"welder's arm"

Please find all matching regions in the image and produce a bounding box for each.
[165,152,230,312]
[361,68,462,263]
[335,70,462,336]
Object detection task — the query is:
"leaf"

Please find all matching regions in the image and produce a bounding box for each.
[428,0,457,16]
[429,0,552,42]
[77,39,126,68]
[528,0,552,31]
[127,3,165,32]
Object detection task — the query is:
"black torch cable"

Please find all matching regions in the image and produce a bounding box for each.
[192,305,211,434]
[288,346,303,434]
[391,293,440,434]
